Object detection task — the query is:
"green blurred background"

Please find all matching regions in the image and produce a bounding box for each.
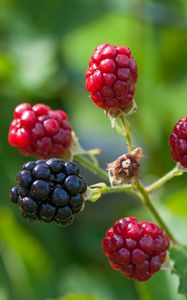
[0,0,187,299]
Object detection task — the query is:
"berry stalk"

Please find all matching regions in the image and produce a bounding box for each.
[119,114,134,152]
[146,165,183,193]
[136,182,178,245]
[88,182,178,244]
[89,184,136,199]
[116,113,178,245]
[75,155,109,181]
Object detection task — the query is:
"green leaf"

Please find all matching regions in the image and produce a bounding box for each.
[49,294,106,300]
[179,272,187,295]
[169,245,187,296]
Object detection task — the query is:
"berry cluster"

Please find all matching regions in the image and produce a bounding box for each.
[102,217,170,281]
[7,42,177,284]
[86,43,138,116]
[169,116,187,168]
[10,158,87,226]
[8,103,72,158]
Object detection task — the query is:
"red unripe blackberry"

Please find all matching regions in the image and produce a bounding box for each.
[102,217,170,281]
[8,103,72,158]
[10,158,87,226]
[85,43,138,116]
[169,116,187,168]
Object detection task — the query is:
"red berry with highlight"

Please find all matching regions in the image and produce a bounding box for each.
[8,103,72,158]
[169,116,187,168]
[102,217,170,282]
[85,43,138,116]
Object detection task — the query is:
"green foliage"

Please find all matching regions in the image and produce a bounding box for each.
[50,294,106,300]
[169,246,187,296]
[165,190,187,217]
[0,208,51,276]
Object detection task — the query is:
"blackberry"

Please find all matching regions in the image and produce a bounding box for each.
[10,158,87,226]
[51,187,69,206]
[16,170,33,188]
[102,217,170,281]
[169,116,187,167]
[86,43,138,116]
[69,194,85,213]
[10,186,19,204]
[30,180,50,200]
[46,158,64,173]
[64,161,80,175]
[64,175,83,195]
[32,164,51,179]
[20,197,38,214]
[8,103,72,158]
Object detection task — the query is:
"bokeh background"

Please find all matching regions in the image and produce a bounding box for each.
[0,0,187,299]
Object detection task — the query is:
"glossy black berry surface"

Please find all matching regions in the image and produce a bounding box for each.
[10,158,87,226]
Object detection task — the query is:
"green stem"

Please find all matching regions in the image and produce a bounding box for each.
[136,182,178,244]
[94,184,136,198]
[120,114,134,152]
[75,155,109,182]
[146,165,183,193]
[89,182,178,243]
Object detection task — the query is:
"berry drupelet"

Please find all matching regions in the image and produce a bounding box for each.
[169,116,187,168]
[10,158,87,226]
[8,103,72,158]
[86,43,138,116]
[102,217,170,282]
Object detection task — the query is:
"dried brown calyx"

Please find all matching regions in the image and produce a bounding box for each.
[107,148,143,186]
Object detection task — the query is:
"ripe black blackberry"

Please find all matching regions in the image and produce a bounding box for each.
[10,158,87,226]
